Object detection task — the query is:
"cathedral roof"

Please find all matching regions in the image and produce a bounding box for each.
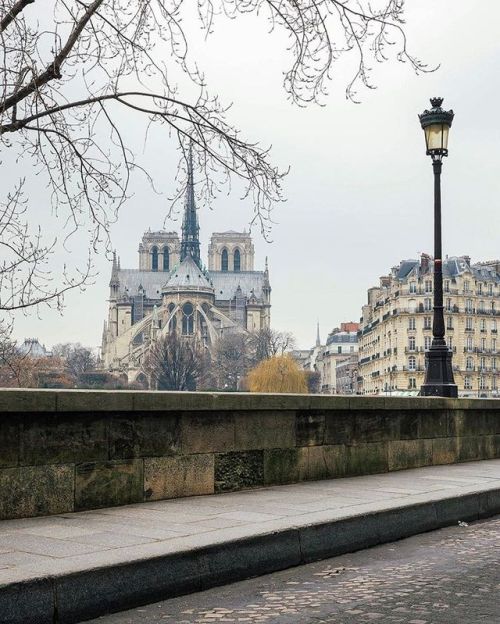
[211,271,266,301]
[163,255,214,294]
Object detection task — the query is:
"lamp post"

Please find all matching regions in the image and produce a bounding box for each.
[418,97,458,398]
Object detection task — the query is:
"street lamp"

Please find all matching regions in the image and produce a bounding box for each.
[418,97,458,398]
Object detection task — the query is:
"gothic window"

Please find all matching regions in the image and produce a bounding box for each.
[151,246,158,271]
[182,302,194,335]
[167,303,177,332]
[234,249,241,272]
[221,248,228,272]
[163,247,169,271]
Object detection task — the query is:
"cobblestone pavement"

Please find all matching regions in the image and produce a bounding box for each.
[90,515,500,624]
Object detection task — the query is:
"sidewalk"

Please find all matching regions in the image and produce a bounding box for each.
[2,459,500,624]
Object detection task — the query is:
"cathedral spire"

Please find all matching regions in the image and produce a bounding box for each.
[316,320,321,347]
[180,146,201,267]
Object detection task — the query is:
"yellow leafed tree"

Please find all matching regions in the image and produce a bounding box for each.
[247,355,308,393]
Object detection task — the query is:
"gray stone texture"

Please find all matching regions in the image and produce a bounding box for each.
[0,390,500,518]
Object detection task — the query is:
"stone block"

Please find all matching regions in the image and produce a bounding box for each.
[432,437,458,465]
[0,416,20,467]
[483,435,500,460]
[346,442,388,476]
[304,445,347,481]
[0,579,54,624]
[483,411,500,435]
[433,493,480,527]
[0,389,56,413]
[388,439,433,471]
[263,448,300,485]
[181,412,235,454]
[20,413,107,466]
[109,413,181,459]
[324,410,355,445]
[295,410,325,446]
[214,450,264,492]
[234,411,295,451]
[144,454,214,500]
[0,465,74,520]
[457,436,484,462]
[354,412,391,443]
[75,460,143,511]
[56,390,134,413]
[395,411,420,440]
[419,410,449,438]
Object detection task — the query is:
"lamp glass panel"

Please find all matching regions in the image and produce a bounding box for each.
[424,123,450,152]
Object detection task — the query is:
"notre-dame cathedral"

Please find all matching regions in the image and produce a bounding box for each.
[100,156,271,382]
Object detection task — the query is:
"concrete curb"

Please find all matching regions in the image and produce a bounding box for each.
[2,488,500,624]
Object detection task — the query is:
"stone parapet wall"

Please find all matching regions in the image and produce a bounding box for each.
[1,390,500,520]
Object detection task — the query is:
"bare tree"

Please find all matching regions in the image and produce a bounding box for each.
[211,332,252,391]
[249,328,297,362]
[0,1,431,313]
[52,342,97,378]
[143,332,208,390]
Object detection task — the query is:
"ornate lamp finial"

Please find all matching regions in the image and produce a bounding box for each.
[430,97,444,108]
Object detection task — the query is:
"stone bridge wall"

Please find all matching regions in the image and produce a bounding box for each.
[1,390,500,520]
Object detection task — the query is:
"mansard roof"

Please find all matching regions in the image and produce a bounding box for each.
[396,256,500,283]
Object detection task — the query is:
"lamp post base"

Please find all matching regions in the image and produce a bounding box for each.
[420,345,458,398]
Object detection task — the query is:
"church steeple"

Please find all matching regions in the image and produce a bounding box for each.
[316,321,321,347]
[180,147,201,267]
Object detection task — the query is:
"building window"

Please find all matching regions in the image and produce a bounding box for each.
[493,377,497,390]
[408,317,416,330]
[492,357,497,371]
[480,376,486,390]
[424,316,432,329]
[493,339,497,353]
[481,338,486,351]
[446,316,453,330]
[408,356,416,371]
[221,248,229,272]
[466,299,473,313]
[446,298,451,311]
[424,298,432,311]
[479,300,485,313]
[151,246,158,271]
[464,280,470,293]
[480,318,486,331]
[444,280,450,293]
[233,249,241,272]
[408,336,416,351]
[489,284,493,296]
[466,317,473,331]
[337,346,342,354]
[492,302,496,313]
[478,283,483,295]
[409,378,416,389]
[464,377,472,390]
[447,336,453,349]
[425,336,431,350]
[182,302,194,335]
[466,336,473,351]
[425,280,432,293]
[480,357,486,371]
[466,357,474,371]
[163,247,169,271]
[493,320,497,332]
[409,282,416,294]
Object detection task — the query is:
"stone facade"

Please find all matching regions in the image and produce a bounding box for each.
[2,389,500,520]
[358,255,500,396]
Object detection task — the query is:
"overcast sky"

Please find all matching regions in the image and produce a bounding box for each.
[12,1,500,350]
